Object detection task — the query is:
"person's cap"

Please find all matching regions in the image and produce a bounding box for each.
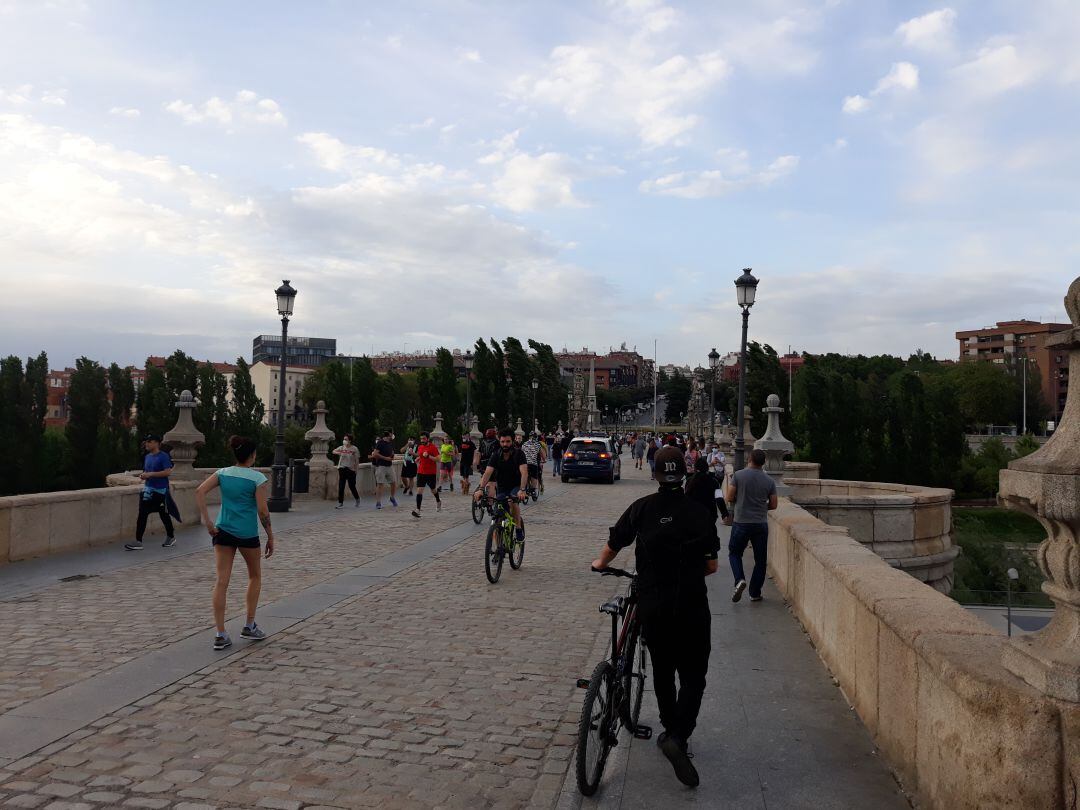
[143,433,163,443]
[653,446,687,484]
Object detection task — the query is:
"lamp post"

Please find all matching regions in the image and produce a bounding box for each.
[708,347,720,443]
[733,268,759,471]
[268,279,297,513]
[531,377,539,434]
[1006,567,1019,637]
[464,350,474,431]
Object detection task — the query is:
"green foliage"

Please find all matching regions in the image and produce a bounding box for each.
[0,354,49,494]
[194,363,232,468]
[351,357,379,453]
[230,358,264,440]
[957,438,1014,498]
[432,348,462,432]
[665,370,691,422]
[527,339,568,431]
[951,508,1048,606]
[136,364,173,439]
[743,342,788,432]
[65,358,109,488]
[1014,433,1040,458]
[163,350,199,404]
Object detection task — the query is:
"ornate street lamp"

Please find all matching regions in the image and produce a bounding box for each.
[269,279,297,512]
[531,377,539,434]
[733,268,759,471]
[464,350,474,432]
[708,347,720,444]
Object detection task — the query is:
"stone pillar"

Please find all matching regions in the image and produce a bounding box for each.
[999,275,1080,702]
[533,418,540,435]
[304,401,335,468]
[557,420,564,437]
[163,390,205,480]
[741,405,757,445]
[514,417,525,440]
[469,413,482,441]
[754,394,794,496]
[430,412,447,444]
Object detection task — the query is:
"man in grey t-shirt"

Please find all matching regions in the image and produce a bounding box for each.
[726,448,778,603]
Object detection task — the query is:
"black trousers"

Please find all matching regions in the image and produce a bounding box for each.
[338,468,359,502]
[643,608,711,742]
[136,491,174,541]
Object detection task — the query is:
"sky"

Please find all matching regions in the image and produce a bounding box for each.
[0,0,1078,370]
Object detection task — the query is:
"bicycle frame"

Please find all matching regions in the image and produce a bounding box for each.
[491,498,515,548]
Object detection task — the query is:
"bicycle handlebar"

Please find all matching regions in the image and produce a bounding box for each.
[591,566,634,578]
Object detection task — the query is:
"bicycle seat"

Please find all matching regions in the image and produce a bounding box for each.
[599,597,622,616]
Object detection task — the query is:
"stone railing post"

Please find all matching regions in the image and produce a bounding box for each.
[430,412,447,443]
[742,404,757,444]
[469,413,482,441]
[999,275,1080,702]
[514,418,524,440]
[755,394,794,495]
[163,390,205,480]
[304,400,335,468]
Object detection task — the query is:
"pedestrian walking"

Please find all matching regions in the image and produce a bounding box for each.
[400,438,418,495]
[633,434,647,469]
[195,436,274,651]
[591,446,719,787]
[552,433,563,476]
[459,433,477,495]
[411,432,442,518]
[331,434,362,508]
[370,428,399,509]
[646,437,659,479]
[726,448,779,602]
[124,433,177,551]
[685,457,730,523]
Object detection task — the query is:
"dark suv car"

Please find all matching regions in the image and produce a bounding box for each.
[561,436,621,484]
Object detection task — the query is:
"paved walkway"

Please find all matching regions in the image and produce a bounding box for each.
[0,463,907,809]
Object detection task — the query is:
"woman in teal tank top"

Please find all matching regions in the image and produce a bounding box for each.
[195,436,275,651]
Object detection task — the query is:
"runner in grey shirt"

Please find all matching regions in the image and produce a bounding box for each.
[725,448,778,602]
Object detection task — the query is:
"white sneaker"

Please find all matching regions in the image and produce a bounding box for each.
[732,580,747,603]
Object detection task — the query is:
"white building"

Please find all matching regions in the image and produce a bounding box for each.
[250,361,317,426]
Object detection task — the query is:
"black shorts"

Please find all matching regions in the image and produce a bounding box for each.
[527,463,540,480]
[213,529,260,549]
[402,462,417,478]
[417,473,437,489]
[460,465,473,478]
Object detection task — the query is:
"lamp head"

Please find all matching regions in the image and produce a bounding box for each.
[734,268,759,308]
[464,349,474,370]
[275,279,297,317]
[708,347,720,369]
[1007,567,1020,581]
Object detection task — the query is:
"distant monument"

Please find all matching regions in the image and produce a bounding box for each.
[568,358,601,432]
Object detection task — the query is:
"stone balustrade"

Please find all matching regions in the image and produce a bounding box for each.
[786,477,958,593]
[783,460,820,479]
[768,499,1077,808]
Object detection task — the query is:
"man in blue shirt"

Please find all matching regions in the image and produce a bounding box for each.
[125,434,176,550]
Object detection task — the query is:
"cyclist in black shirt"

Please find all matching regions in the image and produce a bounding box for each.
[591,446,719,788]
[474,428,529,541]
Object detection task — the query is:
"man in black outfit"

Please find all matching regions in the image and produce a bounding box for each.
[591,446,719,788]
[474,428,529,540]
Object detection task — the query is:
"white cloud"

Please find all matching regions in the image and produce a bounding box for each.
[639,154,798,198]
[951,44,1042,99]
[873,61,919,95]
[491,152,583,212]
[165,89,287,128]
[716,12,820,75]
[0,84,67,106]
[477,130,520,165]
[108,106,140,119]
[842,94,870,114]
[511,2,730,147]
[896,8,956,51]
[456,47,482,63]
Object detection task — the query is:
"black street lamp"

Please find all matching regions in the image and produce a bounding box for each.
[269,279,297,512]
[708,347,720,443]
[464,350,474,432]
[733,268,759,471]
[531,377,539,433]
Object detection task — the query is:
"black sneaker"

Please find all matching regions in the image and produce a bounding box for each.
[411,509,421,518]
[162,536,177,548]
[750,595,763,602]
[124,541,143,551]
[213,634,232,651]
[732,580,747,603]
[658,732,699,787]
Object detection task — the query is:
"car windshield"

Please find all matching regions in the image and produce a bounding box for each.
[569,440,607,453]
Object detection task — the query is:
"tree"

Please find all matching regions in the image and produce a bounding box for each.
[322,361,352,442]
[195,363,232,467]
[378,371,407,439]
[230,358,265,440]
[528,339,568,431]
[502,337,533,425]
[136,364,174,441]
[489,339,509,427]
[743,343,787,428]
[432,348,462,432]
[0,356,34,494]
[948,361,1017,430]
[105,363,137,474]
[471,339,495,428]
[65,358,109,488]
[415,368,434,428]
[351,357,378,452]
[163,350,199,403]
[665,370,691,422]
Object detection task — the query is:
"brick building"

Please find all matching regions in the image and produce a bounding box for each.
[955,319,1071,422]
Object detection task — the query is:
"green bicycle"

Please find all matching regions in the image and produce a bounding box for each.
[484,495,524,584]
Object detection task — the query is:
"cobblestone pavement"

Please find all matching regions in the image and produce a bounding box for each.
[0,498,473,714]
[0,469,651,808]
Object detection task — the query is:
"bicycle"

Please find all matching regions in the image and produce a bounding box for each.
[484,496,524,584]
[471,491,492,525]
[575,566,650,796]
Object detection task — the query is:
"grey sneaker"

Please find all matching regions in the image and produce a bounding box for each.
[354,498,361,508]
[124,541,143,551]
[213,634,232,651]
[240,624,266,641]
[335,503,344,509]
[162,536,177,548]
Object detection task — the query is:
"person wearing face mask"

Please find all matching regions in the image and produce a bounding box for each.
[332,433,362,509]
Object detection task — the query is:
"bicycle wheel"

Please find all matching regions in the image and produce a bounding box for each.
[471,498,485,525]
[576,660,615,796]
[484,523,504,584]
[622,625,647,728]
[508,523,524,570]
